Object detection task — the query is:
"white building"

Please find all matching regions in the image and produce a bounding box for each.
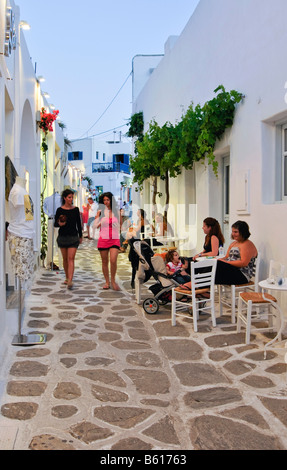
[132,0,287,289]
[70,136,132,205]
[0,0,68,360]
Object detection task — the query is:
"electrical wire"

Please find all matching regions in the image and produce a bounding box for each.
[72,123,129,142]
[78,71,132,139]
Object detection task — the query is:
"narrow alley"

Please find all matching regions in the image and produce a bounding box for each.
[0,239,287,451]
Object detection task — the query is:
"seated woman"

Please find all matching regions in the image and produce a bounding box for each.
[134,209,149,238]
[153,213,174,237]
[119,208,131,252]
[215,220,257,285]
[125,208,150,240]
[182,220,257,290]
[193,217,225,259]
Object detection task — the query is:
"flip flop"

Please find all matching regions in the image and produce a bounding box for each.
[102,284,110,290]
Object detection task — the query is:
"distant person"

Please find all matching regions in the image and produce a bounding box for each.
[129,200,133,218]
[153,213,174,237]
[87,196,97,239]
[119,208,131,252]
[126,209,149,239]
[5,221,9,241]
[82,202,89,231]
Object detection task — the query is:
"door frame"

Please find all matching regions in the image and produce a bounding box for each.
[222,155,230,246]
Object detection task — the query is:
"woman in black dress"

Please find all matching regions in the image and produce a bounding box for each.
[54,189,82,289]
[193,217,225,259]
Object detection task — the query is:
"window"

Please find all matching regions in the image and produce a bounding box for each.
[96,151,99,160]
[103,153,106,161]
[261,116,287,204]
[282,124,287,199]
[68,151,83,161]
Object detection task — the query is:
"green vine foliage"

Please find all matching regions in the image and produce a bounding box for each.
[40,136,48,261]
[126,111,144,143]
[38,108,59,264]
[82,175,93,193]
[129,85,244,186]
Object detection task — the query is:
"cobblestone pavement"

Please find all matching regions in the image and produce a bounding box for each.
[0,239,287,450]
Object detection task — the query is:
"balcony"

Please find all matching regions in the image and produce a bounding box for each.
[92,162,130,174]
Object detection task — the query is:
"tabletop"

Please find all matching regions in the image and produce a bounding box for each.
[259,278,287,291]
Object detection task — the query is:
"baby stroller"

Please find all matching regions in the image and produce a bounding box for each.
[130,239,183,314]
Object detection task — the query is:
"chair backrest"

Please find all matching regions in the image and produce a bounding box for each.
[268,259,285,279]
[190,259,217,296]
[253,251,261,290]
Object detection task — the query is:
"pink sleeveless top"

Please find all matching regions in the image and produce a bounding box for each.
[97,215,120,249]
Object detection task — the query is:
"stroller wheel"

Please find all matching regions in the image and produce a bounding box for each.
[143,298,159,314]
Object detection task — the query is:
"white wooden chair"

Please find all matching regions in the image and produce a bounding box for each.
[171,259,217,332]
[218,252,261,324]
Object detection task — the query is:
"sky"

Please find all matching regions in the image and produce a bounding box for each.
[16,0,200,142]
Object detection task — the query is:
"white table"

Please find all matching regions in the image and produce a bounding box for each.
[142,235,188,251]
[259,278,287,355]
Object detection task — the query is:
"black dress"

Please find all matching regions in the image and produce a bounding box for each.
[54,207,82,248]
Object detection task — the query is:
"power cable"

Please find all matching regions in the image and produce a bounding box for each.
[78,71,132,139]
[72,123,129,142]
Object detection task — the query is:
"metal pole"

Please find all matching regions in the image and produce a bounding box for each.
[18,277,21,338]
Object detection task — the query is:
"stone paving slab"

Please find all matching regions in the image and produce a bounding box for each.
[0,239,287,450]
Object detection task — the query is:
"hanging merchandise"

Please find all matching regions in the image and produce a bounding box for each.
[7,176,46,346]
[8,177,35,282]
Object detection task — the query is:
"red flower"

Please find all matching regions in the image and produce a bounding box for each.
[39,107,59,134]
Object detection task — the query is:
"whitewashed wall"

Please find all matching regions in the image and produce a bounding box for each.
[70,137,131,202]
[133,0,287,284]
[0,0,65,360]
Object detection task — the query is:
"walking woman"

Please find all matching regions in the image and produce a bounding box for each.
[54,189,82,289]
[95,192,121,291]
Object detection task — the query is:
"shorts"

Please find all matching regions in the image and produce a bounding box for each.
[87,217,95,227]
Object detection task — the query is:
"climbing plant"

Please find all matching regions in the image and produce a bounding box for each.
[82,175,93,193]
[38,107,59,263]
[129,85,244,193]
[126,111,144,143]
[179,85,244,175]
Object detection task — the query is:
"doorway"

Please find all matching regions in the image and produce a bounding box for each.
[223,156,231,246]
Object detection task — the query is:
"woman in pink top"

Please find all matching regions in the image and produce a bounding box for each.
[95,192,120,291]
